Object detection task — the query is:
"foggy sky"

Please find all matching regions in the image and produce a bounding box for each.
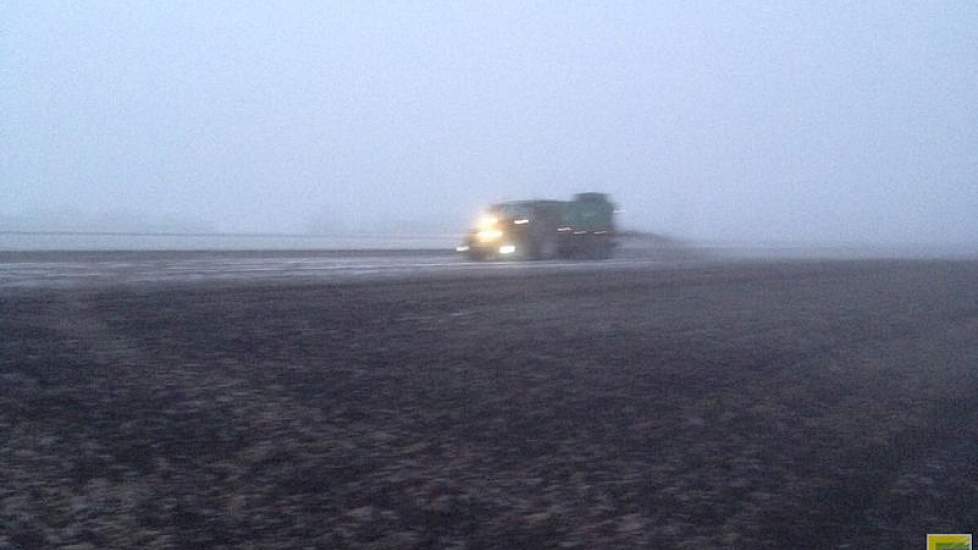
[3,1,977,244]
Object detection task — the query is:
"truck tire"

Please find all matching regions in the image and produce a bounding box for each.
[590,238,613,260]
[530,234,558,260]
[539,234,559,260]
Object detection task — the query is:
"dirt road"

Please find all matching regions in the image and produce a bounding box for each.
[2,258,977,548]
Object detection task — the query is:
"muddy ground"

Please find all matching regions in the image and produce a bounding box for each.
[2,259,977,548]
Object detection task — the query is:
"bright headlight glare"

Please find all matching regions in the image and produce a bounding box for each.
[477,229,503,242]
[499,245,516,254]
[477,215,498,229]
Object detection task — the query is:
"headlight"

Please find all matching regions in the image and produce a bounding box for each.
[477,229,503,242]
[477,215,498,229]
[499,245,516,254]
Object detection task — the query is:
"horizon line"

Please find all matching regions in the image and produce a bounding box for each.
[0,230,460,239]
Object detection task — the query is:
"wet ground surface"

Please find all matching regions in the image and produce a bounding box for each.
[0,248,702,291]
[2,255,978,548]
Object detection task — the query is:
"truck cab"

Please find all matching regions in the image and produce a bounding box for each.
[457,200,563,261]
[458,193,616,261]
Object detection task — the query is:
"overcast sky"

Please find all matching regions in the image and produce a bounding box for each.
[3,1,976,243]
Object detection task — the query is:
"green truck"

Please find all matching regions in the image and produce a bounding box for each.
[457,193,617,260]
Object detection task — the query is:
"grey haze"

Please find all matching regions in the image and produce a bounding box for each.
[3,1,977,245]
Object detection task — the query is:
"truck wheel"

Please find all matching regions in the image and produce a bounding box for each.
[537,235,558,260]
[589,239,612,260]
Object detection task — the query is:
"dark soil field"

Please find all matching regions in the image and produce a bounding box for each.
[2,259,978,548]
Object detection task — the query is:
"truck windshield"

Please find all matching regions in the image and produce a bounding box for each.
[491,203,532,219]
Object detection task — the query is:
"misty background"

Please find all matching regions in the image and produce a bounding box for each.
[2,1,976,247]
